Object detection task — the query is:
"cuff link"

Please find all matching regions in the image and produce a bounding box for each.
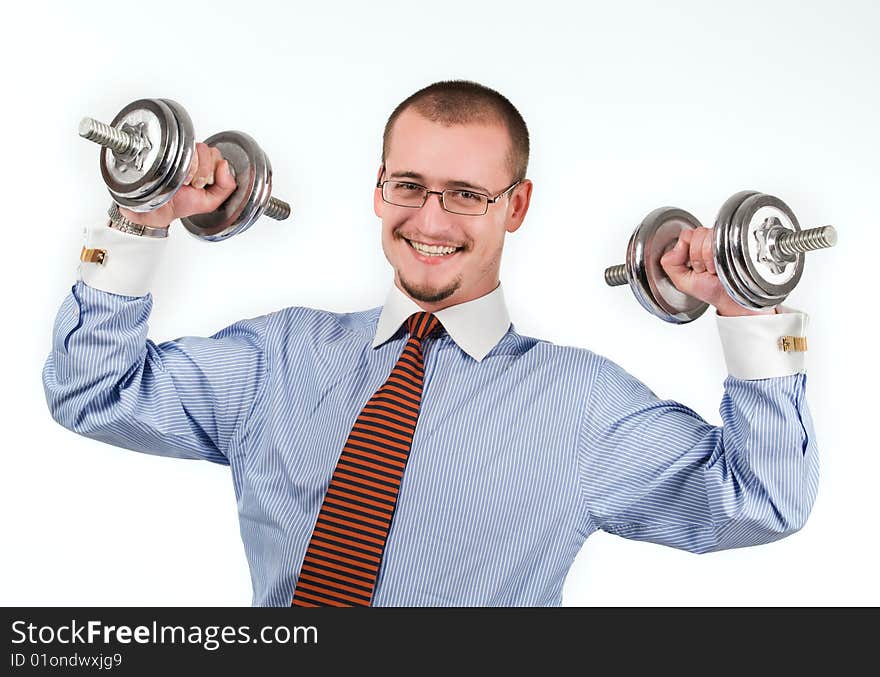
[778,335,808,352]
[80,246,106,265]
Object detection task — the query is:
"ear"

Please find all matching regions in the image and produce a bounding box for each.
[373,164,385,219]
[505,179,533,234]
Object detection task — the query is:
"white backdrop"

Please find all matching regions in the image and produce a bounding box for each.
[2,0,876,606]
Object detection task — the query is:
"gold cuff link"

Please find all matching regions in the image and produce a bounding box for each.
[80,246,106,265]
[778,336,808,352]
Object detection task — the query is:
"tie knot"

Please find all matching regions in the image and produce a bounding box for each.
[406,312,444,341]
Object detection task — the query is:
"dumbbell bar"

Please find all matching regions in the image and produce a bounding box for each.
[78,98,291,242]
[604,192,837,323]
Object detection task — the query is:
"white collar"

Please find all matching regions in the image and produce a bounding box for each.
[372,282,511,362]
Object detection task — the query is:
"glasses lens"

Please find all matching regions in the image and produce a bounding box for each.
[443,190,488,215]
[384,181,426,207]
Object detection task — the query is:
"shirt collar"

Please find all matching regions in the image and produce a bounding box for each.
[372,282,511,362]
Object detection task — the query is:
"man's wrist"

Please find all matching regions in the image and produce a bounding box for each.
[715,301,778,317]
[110,203,170,237]
[117,209,170,229]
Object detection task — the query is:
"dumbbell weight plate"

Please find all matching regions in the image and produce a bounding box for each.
[626,207,709,323]
[180,131,272,242]
[101,98,179,206]
[730,193,803,300]
[713,190,778,309]
[134,98,196,212]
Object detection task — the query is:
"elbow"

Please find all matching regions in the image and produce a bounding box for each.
[754,481,817,545]
[774,494,815,536]
[707,473,818,552]
[45,387,117,438]
[747,432,820,543]
[43,381,90,435]
[41,358,117,437]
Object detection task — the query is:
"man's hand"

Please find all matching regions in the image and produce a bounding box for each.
[117,142,237,230]
[659,226,777,317]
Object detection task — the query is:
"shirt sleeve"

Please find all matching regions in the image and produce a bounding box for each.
[716,305,810,380]
[576,355,820,554]
[41,280,268,465]
[78,217,169,297]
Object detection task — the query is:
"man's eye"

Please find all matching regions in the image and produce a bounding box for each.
[399,182,421,192]
[456,191,481,202]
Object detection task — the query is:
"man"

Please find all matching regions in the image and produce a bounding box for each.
[43,80,818,606]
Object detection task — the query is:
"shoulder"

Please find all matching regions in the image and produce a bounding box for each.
[264,303,381,342]
[505,324,607,373]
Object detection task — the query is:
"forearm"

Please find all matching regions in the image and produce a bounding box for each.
[704,372,819,552]
[706,306,820,547]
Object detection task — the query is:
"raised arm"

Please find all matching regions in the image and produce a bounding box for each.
[43,135,271,463]
[43,270,267,465]
[577,308,819,553]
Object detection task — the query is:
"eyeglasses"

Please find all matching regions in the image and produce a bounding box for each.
[377,172,521,216]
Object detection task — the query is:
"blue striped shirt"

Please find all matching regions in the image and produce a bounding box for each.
[42,280,819,606]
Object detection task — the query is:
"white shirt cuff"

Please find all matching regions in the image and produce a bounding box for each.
[716,305,810,380]
[77,218,168,297]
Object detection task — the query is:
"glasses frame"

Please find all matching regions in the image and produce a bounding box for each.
[376,169,521,216]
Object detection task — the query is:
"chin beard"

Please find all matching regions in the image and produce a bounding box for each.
[398,272,460,304]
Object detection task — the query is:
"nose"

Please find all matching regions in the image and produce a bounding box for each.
[414,191,449,231]
[424,190,446,212]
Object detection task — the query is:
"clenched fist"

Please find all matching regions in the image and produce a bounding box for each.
[117,141,237,230]
[659,226,777,317]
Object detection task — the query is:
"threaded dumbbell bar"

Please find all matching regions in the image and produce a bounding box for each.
[604,225,836,285]
[78,98,292,241]
[79,118,148,157]
[603,192,838,323]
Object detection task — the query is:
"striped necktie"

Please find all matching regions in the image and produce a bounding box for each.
[292,311,444,606]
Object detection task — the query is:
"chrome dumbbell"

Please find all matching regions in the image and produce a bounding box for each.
[78,98,291,241]
[604,191,838,323]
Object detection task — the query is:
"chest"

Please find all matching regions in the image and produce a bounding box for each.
[258,347,580,519]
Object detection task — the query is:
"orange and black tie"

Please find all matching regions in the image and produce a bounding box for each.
[291,311,444,606]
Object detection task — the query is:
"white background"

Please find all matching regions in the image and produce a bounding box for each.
[1,0,876,606]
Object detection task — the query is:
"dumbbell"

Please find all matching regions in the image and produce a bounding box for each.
[604,191,838,323]
[78,98,291,242]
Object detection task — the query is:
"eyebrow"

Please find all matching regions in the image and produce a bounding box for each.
[387,171,490,195]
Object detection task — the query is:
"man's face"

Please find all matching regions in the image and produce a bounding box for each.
[374,108,532,312]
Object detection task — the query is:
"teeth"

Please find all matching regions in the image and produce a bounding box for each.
[409,240,458,255]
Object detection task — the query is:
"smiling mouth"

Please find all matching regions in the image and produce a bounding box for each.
[404,238,463,257]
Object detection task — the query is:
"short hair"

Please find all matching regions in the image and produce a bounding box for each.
[382,80,530,183]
